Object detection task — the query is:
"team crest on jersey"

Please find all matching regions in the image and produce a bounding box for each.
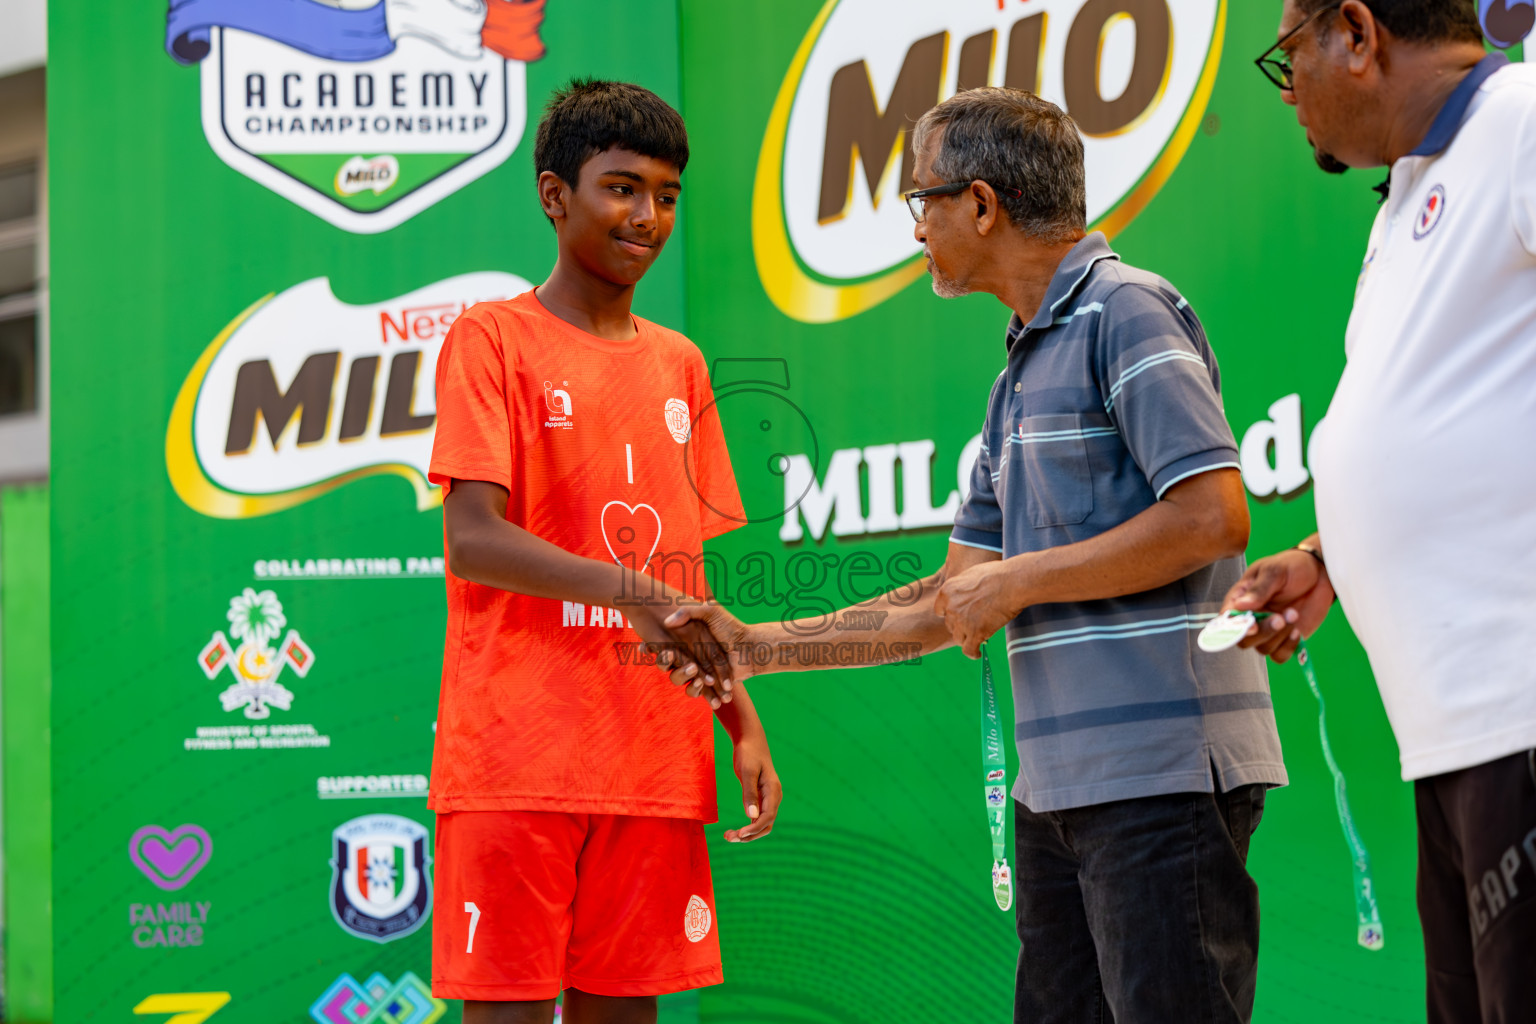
[664,398,691,444]
[330,814,432,942]
[162,0,549,233]
[1413,185,1446,240]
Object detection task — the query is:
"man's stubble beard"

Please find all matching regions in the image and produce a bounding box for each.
[926,249,970,298]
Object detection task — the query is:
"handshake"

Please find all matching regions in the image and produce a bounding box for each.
[627,548,1029,706]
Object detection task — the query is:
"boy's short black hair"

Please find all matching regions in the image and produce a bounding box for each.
[534,79,689,189]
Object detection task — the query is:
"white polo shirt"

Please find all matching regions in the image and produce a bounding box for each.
[1309,55,1536,781]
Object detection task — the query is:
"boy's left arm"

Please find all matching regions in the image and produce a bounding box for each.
[714,685,780,843]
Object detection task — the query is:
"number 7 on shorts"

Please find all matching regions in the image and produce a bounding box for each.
[464,902,481,954]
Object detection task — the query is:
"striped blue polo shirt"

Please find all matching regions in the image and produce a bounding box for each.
[952,233,1287,812]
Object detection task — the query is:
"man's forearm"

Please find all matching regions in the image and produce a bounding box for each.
[999,469,1248,608]
[745,571,955,672]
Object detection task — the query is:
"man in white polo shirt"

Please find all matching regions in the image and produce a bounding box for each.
[1229,1,1536,1020]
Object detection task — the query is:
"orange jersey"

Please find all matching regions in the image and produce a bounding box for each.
[427,289,743,820]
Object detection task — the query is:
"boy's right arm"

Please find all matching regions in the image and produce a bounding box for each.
[444,479,736,701]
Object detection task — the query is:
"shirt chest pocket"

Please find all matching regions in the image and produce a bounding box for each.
[1018,414,1094,528]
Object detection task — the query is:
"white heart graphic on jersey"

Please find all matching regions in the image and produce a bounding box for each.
[600,501,662,570]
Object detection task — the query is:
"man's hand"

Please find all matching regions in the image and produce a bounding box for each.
[1221,547,1335,664]
[661,604,756,695]
[724,733,781,843]
[629,600,735,708]
[935,558,1028,658]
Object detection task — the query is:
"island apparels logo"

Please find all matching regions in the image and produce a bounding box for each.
[330,814,433,942]
[198,588,314,718]
[163,0,549,232]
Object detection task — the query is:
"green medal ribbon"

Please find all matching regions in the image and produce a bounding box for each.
[1295,640,1385,951]
[1199,611,1385,951]
[980,641,1013,911]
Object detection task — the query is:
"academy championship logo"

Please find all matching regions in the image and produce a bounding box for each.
[753,0,1226,322]
[163,0,548,232]
[330,814,432,942]
[166,271,530,518]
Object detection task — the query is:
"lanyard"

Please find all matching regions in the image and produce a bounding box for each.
[980,641,1012,911]
[1198,611,1384,950]
[1296,640,1385,951]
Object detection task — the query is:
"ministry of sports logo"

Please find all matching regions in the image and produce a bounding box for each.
[198,588,314,718]
[330,814,432,942]
[163,0,549,232]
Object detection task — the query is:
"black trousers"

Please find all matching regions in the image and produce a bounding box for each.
[1416,748,1536,1024]
[1013,786,1266,1024]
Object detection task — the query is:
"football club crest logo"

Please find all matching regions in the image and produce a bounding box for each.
[163,0,549,232]
[198,588,314,718]
[330,814,432,942]
[1414,185,1446,240]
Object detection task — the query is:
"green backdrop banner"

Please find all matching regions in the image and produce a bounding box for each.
[51,0,1496,1020]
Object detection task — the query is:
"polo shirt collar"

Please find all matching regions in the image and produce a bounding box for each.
[1009,232,1119,345]
[1408,52,1508,158]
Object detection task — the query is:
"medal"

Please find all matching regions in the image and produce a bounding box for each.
[1197,610,1256,652]
[992,860,1014,911]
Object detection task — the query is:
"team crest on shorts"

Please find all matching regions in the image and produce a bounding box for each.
[162,0,549,232]
[683,894,712,942]
[330,814,432,942]
[1413,185,1446,240]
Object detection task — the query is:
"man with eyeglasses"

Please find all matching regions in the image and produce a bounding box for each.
[1228,2,1536,1021]
[665,87,1287,1023]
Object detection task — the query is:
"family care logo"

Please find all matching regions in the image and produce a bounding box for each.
[330,813,433,942]
[752,0,1226,322]
[166,272,530,518]
[198,588,313,718]
[129,824,214,949]
[131,824,213,890]
[310,972,445,1024]
[163,0,548,232]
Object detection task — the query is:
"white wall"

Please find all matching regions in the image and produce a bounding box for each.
[0,0,45,79]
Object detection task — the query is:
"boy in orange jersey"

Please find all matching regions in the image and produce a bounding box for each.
[426,80,781,1024]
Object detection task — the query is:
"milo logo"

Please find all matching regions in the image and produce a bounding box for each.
[753,0,1225,322]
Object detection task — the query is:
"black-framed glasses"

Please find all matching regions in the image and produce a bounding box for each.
[1254,1,1340,90]
[903,180,1024,222]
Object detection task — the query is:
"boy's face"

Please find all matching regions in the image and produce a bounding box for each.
[544,147,681,287]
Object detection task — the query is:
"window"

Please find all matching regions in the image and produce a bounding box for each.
[0,160,40,418]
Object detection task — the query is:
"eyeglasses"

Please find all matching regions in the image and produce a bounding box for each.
[1254,1,1341,91]
[903,180,1025,222]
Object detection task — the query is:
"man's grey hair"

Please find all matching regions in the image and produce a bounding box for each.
[911,88,1086,244]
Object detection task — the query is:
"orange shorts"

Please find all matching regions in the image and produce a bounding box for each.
[431,811,723,1001]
